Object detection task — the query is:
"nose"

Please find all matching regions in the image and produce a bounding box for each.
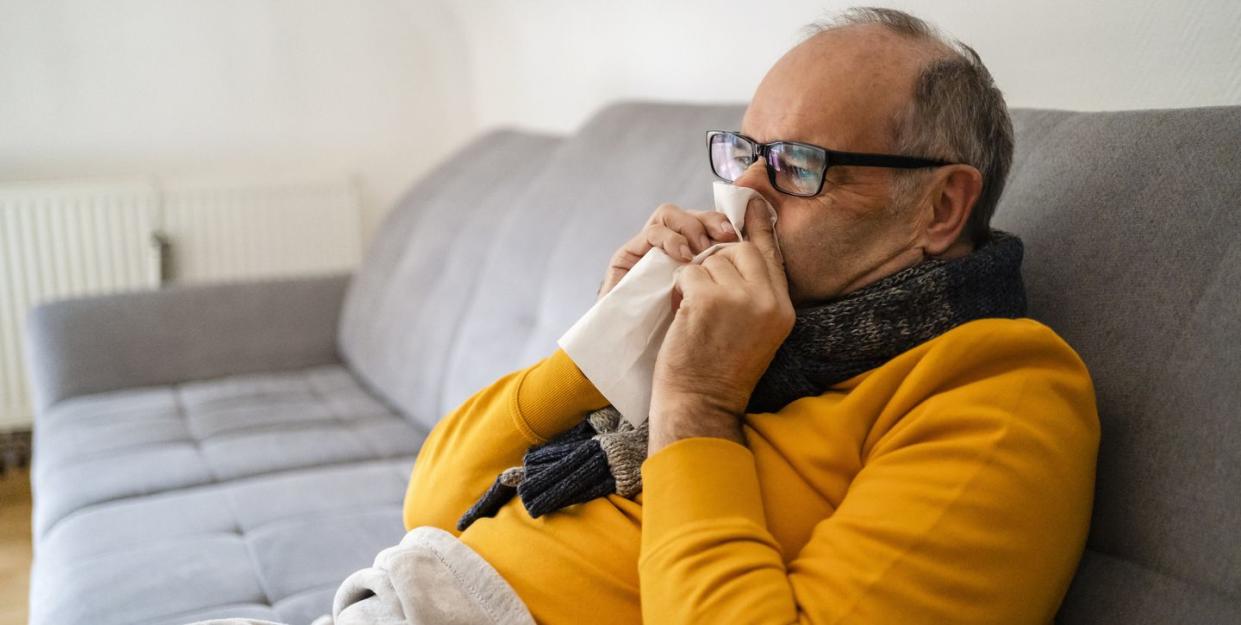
[732,158,770,192]
[729,159,781,227]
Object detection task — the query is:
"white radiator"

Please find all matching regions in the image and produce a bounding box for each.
[0,179,161,431]
[158,178,362,283]
[0,176,363,430]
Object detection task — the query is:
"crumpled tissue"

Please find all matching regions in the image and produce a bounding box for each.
[557,181,778,427]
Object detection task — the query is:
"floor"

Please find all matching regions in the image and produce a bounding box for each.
[0,467,31,625]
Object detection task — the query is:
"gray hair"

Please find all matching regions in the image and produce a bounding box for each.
[804,7,1014,248]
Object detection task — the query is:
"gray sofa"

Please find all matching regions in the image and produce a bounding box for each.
[23,102,1241,624]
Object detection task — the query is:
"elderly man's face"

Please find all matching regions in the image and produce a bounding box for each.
[736,25,967,306]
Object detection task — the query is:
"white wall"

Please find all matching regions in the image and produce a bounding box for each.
[3,0,1239,243]
[0,0,475,244]
[451,0,1241,134]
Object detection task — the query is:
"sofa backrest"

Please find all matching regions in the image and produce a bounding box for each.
[337,128,565,433]
[990,106,1241,623]
[340,101,1241,623]
[438,103,747,415]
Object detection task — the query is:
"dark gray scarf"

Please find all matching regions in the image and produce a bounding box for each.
[458,228,1027,531]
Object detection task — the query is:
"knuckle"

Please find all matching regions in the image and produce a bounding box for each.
[770,298,795,323]
[755,293,786,317]
[752,293,774,313]
[652,203,680,221]
[696,290,723,310]
[675,263,702,284]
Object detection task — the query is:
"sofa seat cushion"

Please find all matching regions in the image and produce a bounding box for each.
[29,365,423,625]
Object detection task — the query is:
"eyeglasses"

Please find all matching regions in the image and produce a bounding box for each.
[706,130,954,197]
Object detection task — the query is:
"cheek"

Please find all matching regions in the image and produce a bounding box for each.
[771,213,801,263]
[771,203,870,301]
[773,208,829,264]
[771,210,830,289]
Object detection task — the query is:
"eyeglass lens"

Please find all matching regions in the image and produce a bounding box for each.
[709,132,755,181]
[710,132,825,196]
[768,143,825,196]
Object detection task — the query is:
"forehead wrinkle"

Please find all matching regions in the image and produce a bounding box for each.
[742,100,849,151]
[746,78,882,153]
[743,112,812,144]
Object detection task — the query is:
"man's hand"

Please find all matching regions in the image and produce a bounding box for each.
[598,203,738,301]
[648,198,794,454]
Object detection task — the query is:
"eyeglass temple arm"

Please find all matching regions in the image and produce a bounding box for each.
[706,130,951,170]
[829,150,952,169]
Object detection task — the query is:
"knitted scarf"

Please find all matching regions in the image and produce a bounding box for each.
[457,228,1028,531]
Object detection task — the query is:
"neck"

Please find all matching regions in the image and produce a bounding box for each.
[827,245,927,303]
[793,237,977,308]
[934,238,976,260]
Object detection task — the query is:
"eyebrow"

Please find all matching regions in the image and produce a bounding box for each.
[743,128,835,150]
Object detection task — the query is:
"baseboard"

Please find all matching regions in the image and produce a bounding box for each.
[0,429,31,475]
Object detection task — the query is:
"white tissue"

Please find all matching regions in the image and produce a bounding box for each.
[557,181,778,427]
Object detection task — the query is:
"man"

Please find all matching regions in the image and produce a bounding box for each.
[401,7,1098,625]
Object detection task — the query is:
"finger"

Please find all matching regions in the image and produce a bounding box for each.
[716,243,770,285]
[741,197,787,287]
[643,224,694,261]
[609,230,656,273]
[653,204,712,253]
[673,263,716,302]
[699,252,746,289]
[671,263,711,313]
[600,227,664,294]
[695,211,739,242]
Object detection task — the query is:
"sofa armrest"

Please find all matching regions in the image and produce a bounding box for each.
[23,272,351,413]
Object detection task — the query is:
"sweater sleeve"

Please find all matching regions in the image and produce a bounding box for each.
[403,348,609,533]
[638,320,1101,624]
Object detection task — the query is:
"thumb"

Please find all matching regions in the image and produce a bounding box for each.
[742,196,786,284]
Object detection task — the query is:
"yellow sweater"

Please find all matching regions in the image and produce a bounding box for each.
[403,317,1099,625]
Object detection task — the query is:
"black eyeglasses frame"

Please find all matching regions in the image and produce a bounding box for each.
[706,130,956,198]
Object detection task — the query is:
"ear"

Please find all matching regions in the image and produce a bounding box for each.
[919,164,982,255]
